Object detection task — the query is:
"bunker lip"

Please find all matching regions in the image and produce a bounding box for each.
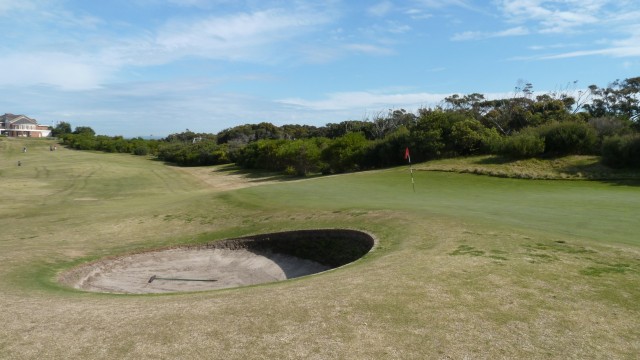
[58,229,376,294]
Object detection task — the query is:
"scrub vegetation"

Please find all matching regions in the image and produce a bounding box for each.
[53,77,640,175]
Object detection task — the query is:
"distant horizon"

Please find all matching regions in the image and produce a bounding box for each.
[1,1,638,137]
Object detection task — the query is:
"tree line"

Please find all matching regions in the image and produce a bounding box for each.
[55,76,640,173]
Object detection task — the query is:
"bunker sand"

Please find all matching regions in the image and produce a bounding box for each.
[64,248,330,294]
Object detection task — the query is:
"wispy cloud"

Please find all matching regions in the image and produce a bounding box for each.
[278,90,447,111]
[367,1,394,17]
[0,4,337,89]
[344,43,395,56]
[405,8,432,19]
[166,0,228,8]
[0,52,110,90]
[451,26,529,41]
[498,0,592,32]
[152,9,330,63]
[0,0,39,14]
[412,0,473,10]
[539,41,640,59]
[514,24,640,60]
[474,1,640,60]
[497,0,627,34]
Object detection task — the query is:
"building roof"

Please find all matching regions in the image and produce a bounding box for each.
[1,113,38,126]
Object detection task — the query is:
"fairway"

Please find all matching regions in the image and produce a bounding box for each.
[1,138,639,359]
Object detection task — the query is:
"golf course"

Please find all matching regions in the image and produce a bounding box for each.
[1,137,639,359]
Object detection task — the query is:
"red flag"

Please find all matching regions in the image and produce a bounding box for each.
[404,147,415,192]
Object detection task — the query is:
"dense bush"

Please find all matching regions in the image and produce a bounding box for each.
[156,141,229,166]
[235,139,287,170]
[61,133,161,157]
[365,126,411,168]
[601,134,640,168]
[536,121,598,155]
[321,132,370,173]
[276,138,326,176]
[61,133,97,150]
[235,133,372,175]
[493,131,545,158]
[588,117,633,139]
[449,118,501,156]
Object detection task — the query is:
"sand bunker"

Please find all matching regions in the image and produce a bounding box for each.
[60,229,375,294]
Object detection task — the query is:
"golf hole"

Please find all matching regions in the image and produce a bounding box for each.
[59,229,375,294]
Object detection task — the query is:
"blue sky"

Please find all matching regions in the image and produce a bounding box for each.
[1,0,638,137]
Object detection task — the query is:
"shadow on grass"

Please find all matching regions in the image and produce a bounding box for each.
[153,160,299,183]
[473,155,640,186]
[211,163,326,183]
[559,161,640,187]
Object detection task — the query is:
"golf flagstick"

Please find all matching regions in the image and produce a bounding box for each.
[404,147,415,192]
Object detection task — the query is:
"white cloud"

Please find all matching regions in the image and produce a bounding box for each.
[0,0,101,29]
[278,91,447,111]
[540,45,640,60]
[0,0,38,14]
[405,8,432,19]
[0,52,108,90]
[412,0,472,9]
[498,0,609,33]
[167,0,224,8]
[148,8,332,64]
[451,26,528,41]
[368,1,394,17]
[520,24,640,60]
[0,5,338,89]
[344,43,395,56]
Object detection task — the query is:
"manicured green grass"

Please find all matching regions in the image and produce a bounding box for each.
[229,167,640,245]
[1,137,639,359]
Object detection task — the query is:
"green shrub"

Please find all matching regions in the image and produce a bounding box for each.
[156,140,230,166]
[493,132,545,158]
[276,139,324,176]
[450,119,501,156]
[133,145,150,156]
[601,134,640,168]
[321,132,370,173]
[537,121,598,155]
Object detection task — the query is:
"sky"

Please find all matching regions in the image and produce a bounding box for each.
[1,0,639,137]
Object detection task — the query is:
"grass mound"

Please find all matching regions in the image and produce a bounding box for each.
[418,155,640,180]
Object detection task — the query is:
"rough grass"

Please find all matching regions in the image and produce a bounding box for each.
[1,137,640,359]
[419,154,640,180]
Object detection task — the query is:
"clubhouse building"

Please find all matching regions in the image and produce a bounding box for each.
[0,113,52,138]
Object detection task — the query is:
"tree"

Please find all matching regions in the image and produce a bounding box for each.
[408,109,448,160]
[73,126,96,136]
[52,121,72,137]
[583,77,640,121]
